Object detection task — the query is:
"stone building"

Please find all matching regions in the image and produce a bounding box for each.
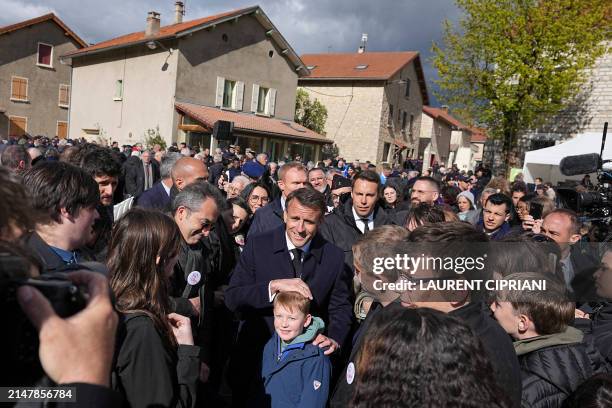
[63,5,330,161]
[420,106,473,170]
[298,51,429,164]
[0,13,86,139]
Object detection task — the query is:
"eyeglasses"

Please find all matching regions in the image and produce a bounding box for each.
[249,195,269,203]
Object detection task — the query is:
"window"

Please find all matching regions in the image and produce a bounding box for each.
[10,76,28,101]
[382,142,391,162]
[114,80,123,100]
[223,80,236,108]
[58,84,70,107]
[57,121,68,139]
[8,116,27,137]
[401,111,407,131]
[257,87,270,114]
[388,104,394,127]
[404,78,411,98]
[37,43,53,67]
[409,114,414,135]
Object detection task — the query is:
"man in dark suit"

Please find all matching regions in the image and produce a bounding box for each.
[136,152,181,210]
[123,150,160,197]
[247,161,307,237]
[225,187,353,406]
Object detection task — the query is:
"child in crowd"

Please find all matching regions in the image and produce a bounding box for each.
[491,272,609,407]
[260,291,330,408]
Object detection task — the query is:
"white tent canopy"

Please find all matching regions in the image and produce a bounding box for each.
[522,132,612,184]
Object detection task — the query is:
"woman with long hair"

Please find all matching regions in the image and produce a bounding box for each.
[240,181,271,214]
[351,305,509,408]
[108,208,200,408]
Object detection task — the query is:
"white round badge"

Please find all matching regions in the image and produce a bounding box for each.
[346,362,355,384]
[187,271,201,286]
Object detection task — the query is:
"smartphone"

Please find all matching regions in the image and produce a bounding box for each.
[529,202,543,220]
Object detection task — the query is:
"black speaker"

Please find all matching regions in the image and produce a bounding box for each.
[213,120,234,141]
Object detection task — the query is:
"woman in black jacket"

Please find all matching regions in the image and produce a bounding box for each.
[108,208,200,408]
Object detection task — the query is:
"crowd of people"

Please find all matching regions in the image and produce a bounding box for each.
[1,134,612,408]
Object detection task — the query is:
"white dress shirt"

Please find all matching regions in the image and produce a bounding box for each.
[352,207,374,233]
[268,233,312,302]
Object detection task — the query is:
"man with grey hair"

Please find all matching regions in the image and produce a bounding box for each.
[170,181,223,383]
[226,175,251,199]
[123,149,160,197]
[136,152,181,210]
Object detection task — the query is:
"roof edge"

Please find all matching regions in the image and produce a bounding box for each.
[0,13,87,48]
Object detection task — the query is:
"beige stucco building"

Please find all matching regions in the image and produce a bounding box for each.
[0,14,85,139]
[62,5,330,161]
[298,52,429,164]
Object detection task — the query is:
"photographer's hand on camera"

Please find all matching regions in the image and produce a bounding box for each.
[17,271,118,386]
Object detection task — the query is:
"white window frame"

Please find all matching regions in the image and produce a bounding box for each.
[8,115,28,136]
[58,83,70,108]
[56,120,68,138]
[36,42,54,68]
[10,76,29,102]
[222,79,237,109]
[256,86,270,115]
[114,79,123,101]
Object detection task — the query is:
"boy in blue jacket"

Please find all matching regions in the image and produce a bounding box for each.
[260,291,331,408]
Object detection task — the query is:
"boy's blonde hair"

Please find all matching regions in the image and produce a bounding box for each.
[273,291,310,315]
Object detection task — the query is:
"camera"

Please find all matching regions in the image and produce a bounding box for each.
[0,247,87,387]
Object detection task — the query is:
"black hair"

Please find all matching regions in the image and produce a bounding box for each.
[485,193,512,213]
[415,176,440,192]
[240,181,271,203]
[351,305,509,408]
[563,374,612,408]
[405,203,446,229]
[80,148,121,178]
[22,161,99,223]
[352,170,381,189]
[285,187,326,217]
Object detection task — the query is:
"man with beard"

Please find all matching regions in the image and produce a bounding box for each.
[410,176,441,206]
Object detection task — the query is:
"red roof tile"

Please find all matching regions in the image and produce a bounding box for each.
[300,52,418,80]
[175,102,332,144]
[0,13,87,47]
[64,7,256,58]
[423,106,471,131]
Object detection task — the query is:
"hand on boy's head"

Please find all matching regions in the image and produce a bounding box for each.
[312,334,339,355]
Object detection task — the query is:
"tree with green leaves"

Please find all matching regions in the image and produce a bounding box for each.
[144,125,167,150]
[295,88,328,135]
[432,0,609,175]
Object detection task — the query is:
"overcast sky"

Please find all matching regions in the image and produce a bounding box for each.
[1,0,463,105]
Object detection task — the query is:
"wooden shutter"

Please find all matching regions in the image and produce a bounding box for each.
[235,81,244,111]
[59,84,70,107]
[215,77,225,107]
[251,84,260,112]
[9,116,27,137]
[269,88,277,116]
[57,121,68,139]
[11,77,28,100]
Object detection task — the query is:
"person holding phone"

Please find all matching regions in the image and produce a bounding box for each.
[515,195,555,233]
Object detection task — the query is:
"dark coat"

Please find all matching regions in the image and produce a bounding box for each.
[247,198,284,238]
[224,226,353,405]
[57,384,121,408]
[123,157,160,198]
[318,199,397,271]
[24,231,94,274]
[208,162,225,184]
[575,302,612,366]
[260,333,331,408]
[517,329,609,408]
[112,313,200,408]
[136,181,171,210]
[450,302,522,408]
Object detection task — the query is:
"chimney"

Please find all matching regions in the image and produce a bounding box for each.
[441,105,449,113]
[174,1,184,24]
[145,11,161,37]
[358,33,368,54]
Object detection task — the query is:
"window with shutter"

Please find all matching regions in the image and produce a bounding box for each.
[10,77,28,101]
[59,84,70,107]
[257,87,269,114]
[57,121,68,138]
[268,89,277,117]
[37,43,53,67]
[8,116,27,137]
[114,80,123,100]
[251,84,260,112]
[215,77,225,107]
[223,80,236,109]
[235,81,245,111]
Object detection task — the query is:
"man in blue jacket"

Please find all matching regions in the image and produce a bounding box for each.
[260,291,330,408]
[225,187,353,407]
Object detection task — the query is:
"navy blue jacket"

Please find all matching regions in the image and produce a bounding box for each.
[247,198,284,238]
[136,181,171,210]
[477,220,512,241]
[225,226,354,347]
[260,333,330,408]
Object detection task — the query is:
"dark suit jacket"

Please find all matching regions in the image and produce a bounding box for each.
[136,181,171,210]
[123,157,160,198]
[247,198,284,238]
[225,226,354,348]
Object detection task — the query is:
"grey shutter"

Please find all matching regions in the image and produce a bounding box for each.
[251,84,260,112]
[215,77,225,107]
[236,81,244,111]
[269,88,277,116]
